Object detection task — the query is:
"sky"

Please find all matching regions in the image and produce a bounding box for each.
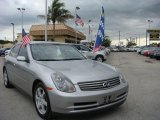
[0,0,160,45]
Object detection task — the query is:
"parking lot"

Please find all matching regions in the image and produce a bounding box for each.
[0,52,160,120]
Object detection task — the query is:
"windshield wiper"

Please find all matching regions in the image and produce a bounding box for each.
[36,59,60,61]
[62,58,85,61]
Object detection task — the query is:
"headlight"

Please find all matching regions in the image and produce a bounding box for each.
[51,73,76,93]
[119,73,126,83]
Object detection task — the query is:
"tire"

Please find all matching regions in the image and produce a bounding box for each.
[33,82,52,119]
[3,68,13,88]
[95,56,104,62]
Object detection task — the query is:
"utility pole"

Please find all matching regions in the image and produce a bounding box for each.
[136,37,137,45]
[146,30,148,46]
[11,23,15,42]
[75,6,80,43]
[17,8,25,41]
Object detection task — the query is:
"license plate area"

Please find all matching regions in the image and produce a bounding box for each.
[102,95,115,104]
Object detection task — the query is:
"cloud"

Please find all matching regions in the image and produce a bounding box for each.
[0,0,160,44]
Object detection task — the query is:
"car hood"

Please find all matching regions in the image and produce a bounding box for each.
[37,60,119,84]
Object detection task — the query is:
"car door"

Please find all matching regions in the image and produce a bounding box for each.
[13,45,34,93]
[5,44,21,84]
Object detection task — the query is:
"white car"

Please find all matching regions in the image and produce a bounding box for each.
[71,44,107,62]
[5,49,11,56]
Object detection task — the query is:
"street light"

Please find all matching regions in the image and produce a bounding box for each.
[17,8,25,40]
[88,20,91,42]
[11,23,15,42]
[75,6,80,43]
[147,20,153,29]
[146,20,153,46]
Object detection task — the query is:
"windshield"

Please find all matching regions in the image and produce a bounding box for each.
[30,44,86,61]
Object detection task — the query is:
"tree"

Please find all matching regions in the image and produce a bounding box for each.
[0,40,13,44]
[150,43,157,46]
[38,0,74,40]
[102,36,111,47]
[127,41,137,47]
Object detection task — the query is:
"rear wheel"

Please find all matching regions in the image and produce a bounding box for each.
[3,68,13,88]
[33,82,52,119]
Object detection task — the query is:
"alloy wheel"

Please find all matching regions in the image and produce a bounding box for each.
[96,56,103,62]
[35,87,48,115]
[3,69,12,88]
[3,70,8,86]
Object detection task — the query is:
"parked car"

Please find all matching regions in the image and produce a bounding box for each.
[154,53,160,60]
[144,47,157,57]
[3,42,128,119]
[71,44,107,62]
[153,48,160,60]
[137,46,145,54]
[5,49,11,56]
[99,47,111,55]
[118,47,127,52]
[0,48,10,56]
[111,48,119,52]
[150,47,160,58]
[140,47,150,55]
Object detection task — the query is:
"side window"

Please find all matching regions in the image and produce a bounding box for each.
[18,46,28,59]
[73,45,81,50]
[80,45,90,51]
[10,44,21,58]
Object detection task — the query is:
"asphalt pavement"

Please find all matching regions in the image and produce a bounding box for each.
[0,52,160,120]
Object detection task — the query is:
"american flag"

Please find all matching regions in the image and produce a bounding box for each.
[75,14,84,27]
[22,28,30,47]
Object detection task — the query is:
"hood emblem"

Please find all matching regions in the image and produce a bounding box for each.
[102,82,110,87]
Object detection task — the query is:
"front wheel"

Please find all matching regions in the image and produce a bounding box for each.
[33,82,52,119]
[95,56,104,62]
[3,68,13,88]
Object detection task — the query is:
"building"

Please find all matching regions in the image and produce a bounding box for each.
[29,24,86,43]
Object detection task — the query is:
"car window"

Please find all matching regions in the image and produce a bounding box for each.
[73,45,81,50]
[30,44,85,61]
[80,45,90,51]
[10,44,21,58]
[18,46,28,59]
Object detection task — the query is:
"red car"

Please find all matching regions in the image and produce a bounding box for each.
[143,47,156,57]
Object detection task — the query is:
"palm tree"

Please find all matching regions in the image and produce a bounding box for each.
[37,0,74,40]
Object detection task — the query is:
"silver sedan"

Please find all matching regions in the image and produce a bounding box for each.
[3,41,128,119]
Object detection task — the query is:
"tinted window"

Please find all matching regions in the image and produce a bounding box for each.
[10,44,21,58]
[18,46,28,59]
[73,45,81,50]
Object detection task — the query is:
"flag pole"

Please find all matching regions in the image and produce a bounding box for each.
[75,6,80,44]
[45,0,47,42]
[93,6,105,52]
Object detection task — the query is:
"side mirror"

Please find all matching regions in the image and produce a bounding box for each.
[17,56,29,62]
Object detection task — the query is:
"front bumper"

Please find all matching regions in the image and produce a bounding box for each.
[48,82,128,114]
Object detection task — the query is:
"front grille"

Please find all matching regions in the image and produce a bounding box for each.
[78,77,120,91]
